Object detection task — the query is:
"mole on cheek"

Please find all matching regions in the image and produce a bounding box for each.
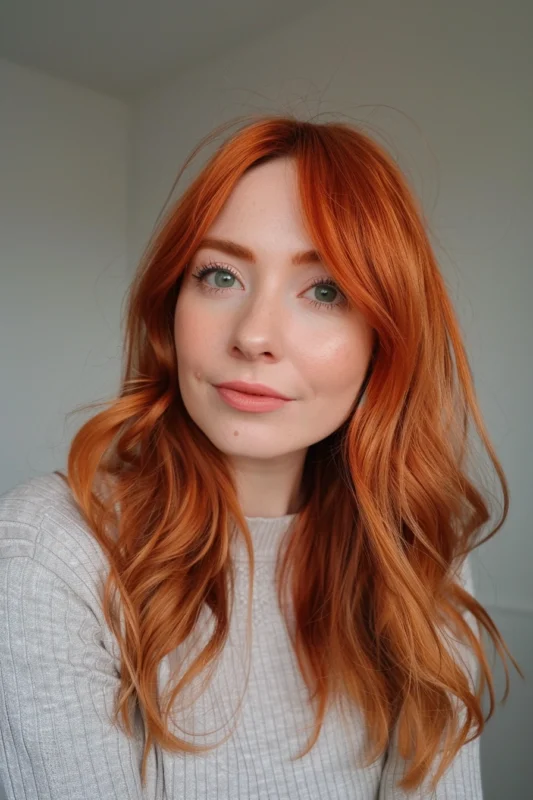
[233,430,239,437]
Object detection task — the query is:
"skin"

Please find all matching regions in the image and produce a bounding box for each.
[174,157,374,518]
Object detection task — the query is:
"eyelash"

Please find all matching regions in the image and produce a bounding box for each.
[191,260,347,312]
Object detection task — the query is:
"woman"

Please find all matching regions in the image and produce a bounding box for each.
[0,115,519,799]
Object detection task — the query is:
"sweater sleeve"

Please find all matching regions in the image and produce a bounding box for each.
[0,550,163,800]
[377,554,484,799]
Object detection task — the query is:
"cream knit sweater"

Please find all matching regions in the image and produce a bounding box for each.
[0,472,483,799]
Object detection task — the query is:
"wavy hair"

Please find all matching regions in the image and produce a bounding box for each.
[56,114,520,793]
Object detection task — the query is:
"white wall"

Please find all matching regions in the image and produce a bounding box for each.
[128,1,532,796]
[0,58,131,493]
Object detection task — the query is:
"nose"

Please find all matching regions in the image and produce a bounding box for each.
[228,292,283,362]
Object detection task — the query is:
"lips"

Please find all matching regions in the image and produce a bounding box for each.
[214,381,292,400]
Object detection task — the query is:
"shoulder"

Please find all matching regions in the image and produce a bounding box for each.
[0,471,112,610]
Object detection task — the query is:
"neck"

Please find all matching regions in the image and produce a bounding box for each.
[231,450,307,517]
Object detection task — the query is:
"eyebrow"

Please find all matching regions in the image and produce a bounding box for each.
[196,237,323,266]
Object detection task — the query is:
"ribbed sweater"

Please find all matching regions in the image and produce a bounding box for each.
[0,472,483,799]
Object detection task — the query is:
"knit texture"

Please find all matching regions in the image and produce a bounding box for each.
[0,472,483,799]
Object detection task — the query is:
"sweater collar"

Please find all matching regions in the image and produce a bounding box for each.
[231,513,298,561]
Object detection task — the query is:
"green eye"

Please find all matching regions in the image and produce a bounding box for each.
[311,283,339,303]
[212,270,237,288]
[192,263,242,291]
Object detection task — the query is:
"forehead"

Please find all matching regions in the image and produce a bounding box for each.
[198,158,317,260]
[232,156,300,209]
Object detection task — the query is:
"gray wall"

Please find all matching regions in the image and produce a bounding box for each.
[0,58,131,493]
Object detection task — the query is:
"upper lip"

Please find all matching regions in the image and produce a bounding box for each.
[215,381,292,400]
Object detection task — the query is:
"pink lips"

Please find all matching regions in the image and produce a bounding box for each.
[214,381,293,413]
[215,381,291,400]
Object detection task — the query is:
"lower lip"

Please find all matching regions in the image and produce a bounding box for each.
[215,386,290,412]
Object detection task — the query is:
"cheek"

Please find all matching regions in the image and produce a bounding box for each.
[298,324,373,395]
[174,295,213,363]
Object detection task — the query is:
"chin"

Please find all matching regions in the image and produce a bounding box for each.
[202,427,295,460]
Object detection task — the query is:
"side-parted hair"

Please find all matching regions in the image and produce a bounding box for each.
[57,114,520,793]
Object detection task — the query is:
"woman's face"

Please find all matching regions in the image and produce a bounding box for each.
[174,157,374,464]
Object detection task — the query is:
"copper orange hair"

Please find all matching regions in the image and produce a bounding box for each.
[56,114,520,793]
